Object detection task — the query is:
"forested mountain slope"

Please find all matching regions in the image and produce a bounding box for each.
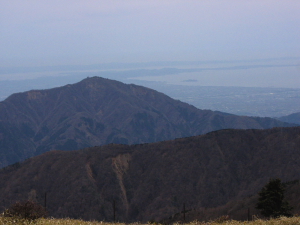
[1,127,300,222]
[0,76,295,167]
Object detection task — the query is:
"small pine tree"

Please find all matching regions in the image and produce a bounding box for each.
[256,178,292,218]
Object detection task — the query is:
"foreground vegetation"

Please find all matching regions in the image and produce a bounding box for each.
[1,217,300,225]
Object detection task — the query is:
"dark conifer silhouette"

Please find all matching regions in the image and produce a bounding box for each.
[256,178,292,218]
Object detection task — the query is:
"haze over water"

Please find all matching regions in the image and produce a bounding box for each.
[1,1,299,88]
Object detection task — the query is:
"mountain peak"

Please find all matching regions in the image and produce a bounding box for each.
[0,76,294,167]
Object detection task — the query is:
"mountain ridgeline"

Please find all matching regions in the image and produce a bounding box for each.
[1,127,300,222]
[0,76,295,167]
[279,112,300,125]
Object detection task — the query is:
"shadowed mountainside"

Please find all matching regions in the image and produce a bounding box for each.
[166,179,300,222]
[0,76,295,167]
[1,127,300,222]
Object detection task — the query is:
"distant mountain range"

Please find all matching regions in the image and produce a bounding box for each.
[0,76,296,168]
[279,112,300,125]
[1,127,300,222]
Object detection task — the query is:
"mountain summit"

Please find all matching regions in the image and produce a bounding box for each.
[0,76,294,167]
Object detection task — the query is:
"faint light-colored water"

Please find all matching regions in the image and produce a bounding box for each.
[130,66,300,88]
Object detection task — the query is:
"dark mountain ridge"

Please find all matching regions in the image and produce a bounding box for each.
[1,127,300,222]
[0,76,295,167]
[279,112,300,125]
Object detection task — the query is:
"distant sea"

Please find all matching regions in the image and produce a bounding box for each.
[0,57,299,88]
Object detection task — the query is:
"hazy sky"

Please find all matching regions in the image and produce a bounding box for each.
[1,0,299,67]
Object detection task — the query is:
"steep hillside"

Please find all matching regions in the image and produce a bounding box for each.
[1,127,300,222]
[0,76,295,167]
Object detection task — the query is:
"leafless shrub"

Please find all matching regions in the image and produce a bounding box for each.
[3,200,47,221]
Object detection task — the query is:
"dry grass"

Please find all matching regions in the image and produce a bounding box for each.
[191,216,300,225]
[0,217,300,225]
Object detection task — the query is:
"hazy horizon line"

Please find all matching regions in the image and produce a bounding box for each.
[1,56,299,75]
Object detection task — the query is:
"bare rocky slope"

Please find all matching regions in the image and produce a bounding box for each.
[0,76,295,167]
[0,127,300,222]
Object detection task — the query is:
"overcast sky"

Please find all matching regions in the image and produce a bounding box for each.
[1,0,299,67]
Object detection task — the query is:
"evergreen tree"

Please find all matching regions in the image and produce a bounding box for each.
[256,178,292,218]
